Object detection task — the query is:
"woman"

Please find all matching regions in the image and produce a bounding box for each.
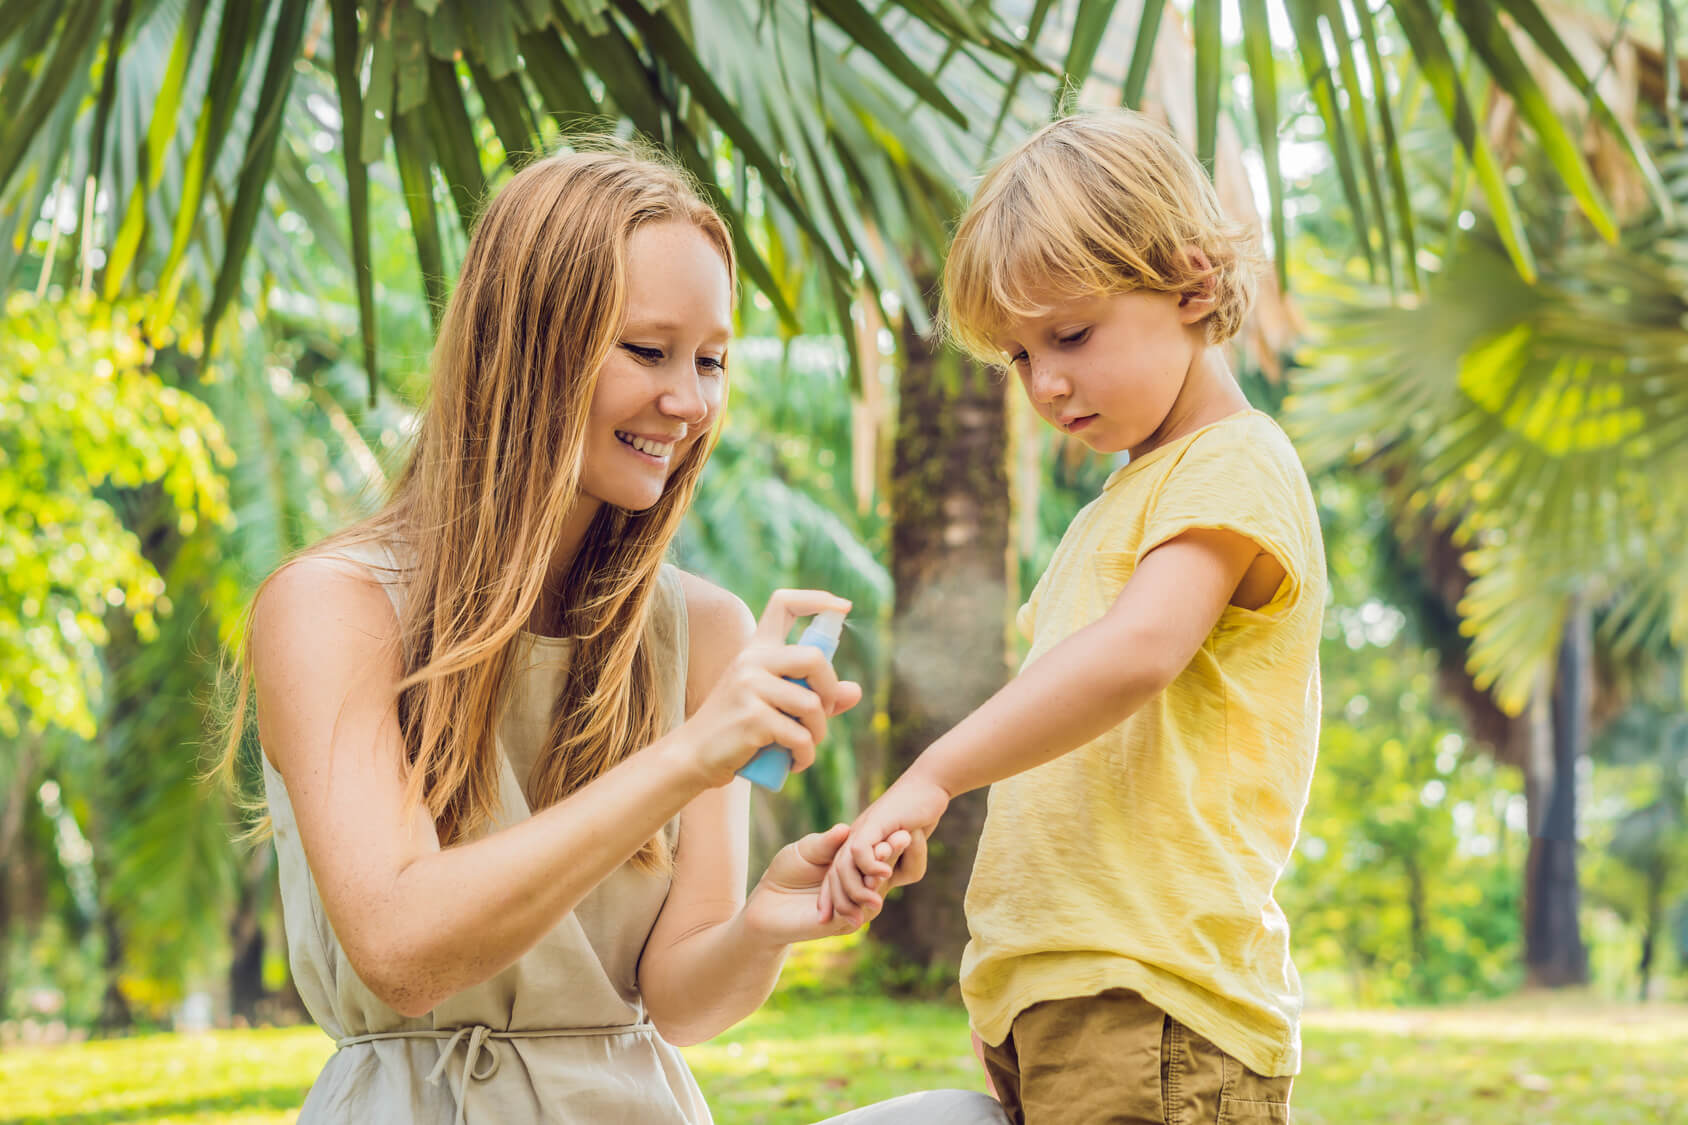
[221,143,1005,1124]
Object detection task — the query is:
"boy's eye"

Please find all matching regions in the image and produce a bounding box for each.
[621,343,663,363]
[1009,350,1029,366]
[1058,328,1090,346]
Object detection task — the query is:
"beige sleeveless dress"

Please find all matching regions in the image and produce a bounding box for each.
[263,541,712,1124]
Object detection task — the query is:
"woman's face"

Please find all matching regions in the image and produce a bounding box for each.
[578,220,732,513]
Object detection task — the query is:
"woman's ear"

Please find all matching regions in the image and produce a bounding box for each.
[1177,246,1218,324]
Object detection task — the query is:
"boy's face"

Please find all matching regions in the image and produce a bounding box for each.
[994,288,1210,457]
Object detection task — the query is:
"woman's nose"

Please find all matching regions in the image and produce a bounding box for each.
[660,373,711,425]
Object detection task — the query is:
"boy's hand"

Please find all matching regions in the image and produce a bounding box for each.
[817,775,950,925]
[744,824,917,944]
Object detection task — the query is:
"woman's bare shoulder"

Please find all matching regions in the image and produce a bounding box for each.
[671,570,753,710]
[253,553,399,651]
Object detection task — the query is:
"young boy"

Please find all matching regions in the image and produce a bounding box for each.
[819,110,1324,1124]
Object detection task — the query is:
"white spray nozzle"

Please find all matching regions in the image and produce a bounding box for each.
[804,610,847,646]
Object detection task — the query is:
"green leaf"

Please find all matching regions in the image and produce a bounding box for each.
[0,0,112,202]
[148,0,262,334]
[1062,0,1120,102]
[1285,0,1375,276]
[811,0,967,125]
[1121,0,1165,111]
[1352,0,1420,292]
[1193,0,1220,174]
[1491,0,1675,222]
[1390,0,1536,281]
[84,0,133,191]
[331,0,378,401]
[987,0,1055,150]
[465,0,522,79]
[201,0,314,358]
[516,29,604,129]
[423,56,487,231]
[1239,0,1287,291]
[360,7,396,166]
[103,0,210,300]
[466,59,538,170]
[392,0,430,115]
[1449,0,1617,243]
[1318,0,1395,288]
[391,105,447,331]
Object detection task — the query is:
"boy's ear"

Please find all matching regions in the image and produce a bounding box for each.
[1177,246,1218,324]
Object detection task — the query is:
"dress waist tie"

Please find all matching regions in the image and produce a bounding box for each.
[335,1021,657,1125]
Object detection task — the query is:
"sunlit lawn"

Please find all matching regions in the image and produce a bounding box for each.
[3,991,1685,1124]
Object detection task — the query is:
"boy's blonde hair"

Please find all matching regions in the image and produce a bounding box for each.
[942,109,1261,362]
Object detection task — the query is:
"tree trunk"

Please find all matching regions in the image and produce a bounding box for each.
[228,852,270,1028]
[870,312,1013,976]
[1404,850,1428,994]
[0,736,40,1021]
[97,914,133,1034]
[1523,598,1590,987]
[1637,862,1665,1002]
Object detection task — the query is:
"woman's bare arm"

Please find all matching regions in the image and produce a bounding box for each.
[254,557,846,1018]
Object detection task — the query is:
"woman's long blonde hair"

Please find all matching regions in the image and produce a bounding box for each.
[218,143,735,871]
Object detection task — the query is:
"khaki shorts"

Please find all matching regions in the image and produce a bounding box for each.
[978,989,1293,1125]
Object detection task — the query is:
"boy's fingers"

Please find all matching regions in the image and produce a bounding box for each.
[851,837,895,881]
[835,846,875,906]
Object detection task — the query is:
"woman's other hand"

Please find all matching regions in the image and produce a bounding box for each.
[742,825,913,946]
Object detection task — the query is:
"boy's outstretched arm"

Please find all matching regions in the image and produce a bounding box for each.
[819,526,1274,923]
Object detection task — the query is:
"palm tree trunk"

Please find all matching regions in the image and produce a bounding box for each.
[1523,596,1590,987]
[870,308,1013,976]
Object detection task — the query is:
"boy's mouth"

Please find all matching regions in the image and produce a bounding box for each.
[1062,414,1098,433]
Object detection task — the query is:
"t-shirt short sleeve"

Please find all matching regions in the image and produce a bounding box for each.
[1133,420,1313,618]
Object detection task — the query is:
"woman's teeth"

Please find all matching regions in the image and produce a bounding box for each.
[616,431,674,458]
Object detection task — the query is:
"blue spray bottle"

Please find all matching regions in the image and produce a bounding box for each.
[736,610,848,791]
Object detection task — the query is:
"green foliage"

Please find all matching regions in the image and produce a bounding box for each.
[0,293,230,738]
[1279,473,1527,1004]
[1287,114,1688,714]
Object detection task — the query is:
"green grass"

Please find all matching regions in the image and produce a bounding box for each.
[3,992,1685,1124]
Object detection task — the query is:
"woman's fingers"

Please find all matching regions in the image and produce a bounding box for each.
[759,645,858,718]
[753,589,852,646]
[796,823,851,868]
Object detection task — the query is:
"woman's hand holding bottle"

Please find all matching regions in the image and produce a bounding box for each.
[671,589,860,789]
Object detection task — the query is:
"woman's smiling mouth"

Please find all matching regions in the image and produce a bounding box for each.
[615,430,677,460]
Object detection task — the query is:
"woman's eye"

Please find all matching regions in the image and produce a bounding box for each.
[1058,328,1090,346]
[697,355,726,374]
[621,343,663,363]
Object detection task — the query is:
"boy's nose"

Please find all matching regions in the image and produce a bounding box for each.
[1029,362,1068,404]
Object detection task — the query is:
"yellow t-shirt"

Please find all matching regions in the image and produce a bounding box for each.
[959,410,1324,1077]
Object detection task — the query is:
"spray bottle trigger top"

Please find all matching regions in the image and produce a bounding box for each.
[802,610,847,652]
